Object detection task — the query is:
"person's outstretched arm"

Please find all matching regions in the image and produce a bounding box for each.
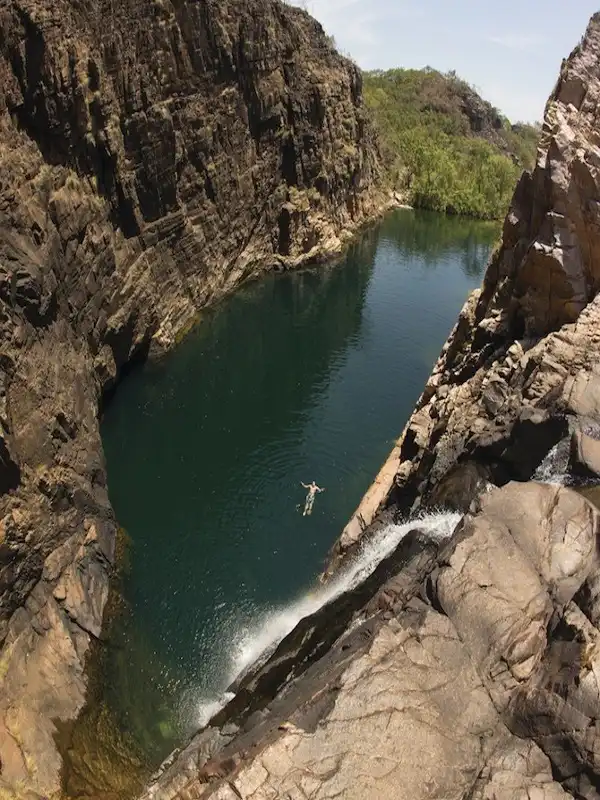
[301,482,309,489]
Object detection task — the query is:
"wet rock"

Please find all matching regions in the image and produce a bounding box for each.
[425,460,492,512]
[570,429,600,478]
[221,528,441,723]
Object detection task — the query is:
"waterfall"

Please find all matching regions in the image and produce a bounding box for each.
[195,510,461,728]
[534,420,600,486]
[533,439,571,485]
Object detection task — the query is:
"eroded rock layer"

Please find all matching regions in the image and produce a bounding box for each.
[0,1,384,796]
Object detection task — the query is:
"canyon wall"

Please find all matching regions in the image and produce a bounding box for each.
[140,13,600,800]
[0,1,384,796]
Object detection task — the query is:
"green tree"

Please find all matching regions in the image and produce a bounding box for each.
[363,68,540,220]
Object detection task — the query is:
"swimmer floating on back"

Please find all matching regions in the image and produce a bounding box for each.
[300,481,325,516]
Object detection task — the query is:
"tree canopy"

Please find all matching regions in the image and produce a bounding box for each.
[363,68,540,220]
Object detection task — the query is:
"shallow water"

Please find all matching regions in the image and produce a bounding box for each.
[99,209,498,763]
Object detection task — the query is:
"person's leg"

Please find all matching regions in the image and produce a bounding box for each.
[306,493,315,515]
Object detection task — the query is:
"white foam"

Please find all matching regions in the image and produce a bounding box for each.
[195,691,236,729]
[228,510,461,682]
[534,441,569,485]
[190,511,460,728]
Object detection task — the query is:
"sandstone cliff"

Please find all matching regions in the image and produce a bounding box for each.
[0,1,384,796]
[140,13,600,800]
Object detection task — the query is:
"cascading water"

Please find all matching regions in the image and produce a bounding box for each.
[533,439,571,485]
[534,418,600,486]
[195,510,461,727]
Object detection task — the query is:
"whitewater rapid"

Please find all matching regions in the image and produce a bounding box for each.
[534,420,600,486]
[195,510,460,728]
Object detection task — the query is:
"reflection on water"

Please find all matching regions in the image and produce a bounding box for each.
[381,208,498,274]
[91,209,498,775]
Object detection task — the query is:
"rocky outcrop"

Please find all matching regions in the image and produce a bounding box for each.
[0,0,384,796]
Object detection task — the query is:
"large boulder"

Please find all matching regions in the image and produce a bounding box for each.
[570,429,600,478]
[434,483,599,708]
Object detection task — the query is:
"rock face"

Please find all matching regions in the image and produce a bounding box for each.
[140,12,600,800]
[570,429,600,478]
[0,1,384,796]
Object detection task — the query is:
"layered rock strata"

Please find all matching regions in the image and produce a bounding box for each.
[0,0,384,796]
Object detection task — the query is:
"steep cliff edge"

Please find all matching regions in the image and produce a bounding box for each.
[139,13,600,800]
[0,1,384,796]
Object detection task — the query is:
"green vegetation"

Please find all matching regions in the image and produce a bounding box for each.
[363,68,541,219]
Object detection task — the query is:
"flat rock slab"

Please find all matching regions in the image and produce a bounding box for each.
[217,606,501,800]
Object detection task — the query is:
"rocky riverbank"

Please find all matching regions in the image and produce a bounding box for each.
[0,0,385,796]
[140,12,600,800]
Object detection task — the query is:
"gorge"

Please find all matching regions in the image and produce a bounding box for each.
[1,1,600,799]
[140,11,600,800]
[82,208,495,797]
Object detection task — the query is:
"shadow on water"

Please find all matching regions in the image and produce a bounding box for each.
[63,209,499,798]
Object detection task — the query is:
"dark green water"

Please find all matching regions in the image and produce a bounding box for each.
[100,209,498,762]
